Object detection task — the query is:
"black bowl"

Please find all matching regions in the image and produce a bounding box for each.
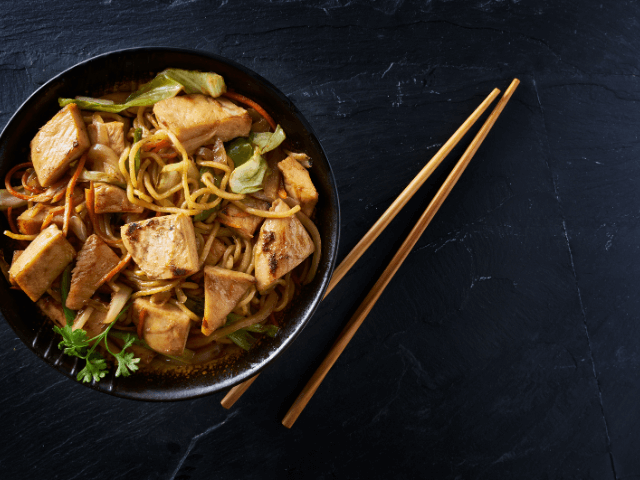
[0,47,340,400]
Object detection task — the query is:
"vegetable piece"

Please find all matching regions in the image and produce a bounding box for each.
[59,69,226,113]
[224,313,279,351]
[59,78,183,113]
[226,138,254,167]
[60,264,75,325]
[0,190,28,210]
[228,148,267,194]
[158,69,226,98]
[53,303,140,383]
[77,170,126,188]
[249,125,286,154]
[104,284,133,325]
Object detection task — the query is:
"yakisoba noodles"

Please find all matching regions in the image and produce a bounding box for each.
[3,69,320,382]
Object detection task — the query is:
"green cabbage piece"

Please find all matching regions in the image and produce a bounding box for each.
[58,69,226,113]
[249,125,286,153]
[228,148,267,194]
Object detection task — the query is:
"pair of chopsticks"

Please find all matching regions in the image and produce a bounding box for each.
[222,78,520,428]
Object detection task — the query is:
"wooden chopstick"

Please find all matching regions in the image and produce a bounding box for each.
[220,86,502,410]
[281,78,520,428]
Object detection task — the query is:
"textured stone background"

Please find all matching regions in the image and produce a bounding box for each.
[1,1,639,479]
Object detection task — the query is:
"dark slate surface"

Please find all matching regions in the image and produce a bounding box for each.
[0,1,637,479]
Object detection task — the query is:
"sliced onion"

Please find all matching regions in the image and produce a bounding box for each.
[0,189,28,210]
[72,307,95,331]
[87,144,122,178]
[103,283,133,324]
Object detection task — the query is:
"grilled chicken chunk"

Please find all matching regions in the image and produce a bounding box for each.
[9,250,24,285]
[217,197,269,239]
[202,266,255,335]
[254,199,315,291]
[153,94,251,153]
[132,297,191,356]
[17,205,53,235]
[30,103,90,187]
[93,182,144,214]
[204,238,227,266]
[121,213,199,280]
[87,121,126,155]
[66,234,121,310]
[9,224,76,302]
[36,296,66,328]
[277,155,318,217]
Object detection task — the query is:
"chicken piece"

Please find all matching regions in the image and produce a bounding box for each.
[202,266,255,335]
[217,197,270,239]
[262,149,286,201]
[9,250,23,285]
[87,121,126,155]
[65,234,121,310]
[93,182,144,214]
[81,306,109,340]
[9,224,76,302]
[36,296,66,328]
[17,205,53,235]
[132,297,191,356]
[204,238,227,266]
[277,155,318,217]
[254,199,315,291]
[121,213,199,280]
[153,94,251,153]
[30,103,90,187]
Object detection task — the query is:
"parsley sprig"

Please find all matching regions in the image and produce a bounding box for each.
[53,265,141,383]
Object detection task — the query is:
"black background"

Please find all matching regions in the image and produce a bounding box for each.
[0,1,637,479]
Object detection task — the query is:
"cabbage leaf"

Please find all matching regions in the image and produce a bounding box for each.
[58,69,226,113]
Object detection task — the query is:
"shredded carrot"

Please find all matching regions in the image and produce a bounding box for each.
[159,151,178,159]
[97,252,132,287]
[4,162,36,200]
[143,139,171,152]
[41,206,65,231]
[6,207,17,234]
[223,91,277,131]
[63,154,86,237]
[136,309,147,339]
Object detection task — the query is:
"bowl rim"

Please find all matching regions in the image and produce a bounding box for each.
[0,46,340,401]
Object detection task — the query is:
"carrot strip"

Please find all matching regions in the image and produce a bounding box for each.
[97,253,132,287]
[41,206,65,231]
[136,309,147,339]
[6,207,18,234]
[5,162,36,200]
[143,139,171,152]
[223,91,277,131]
[63,154,86,237]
